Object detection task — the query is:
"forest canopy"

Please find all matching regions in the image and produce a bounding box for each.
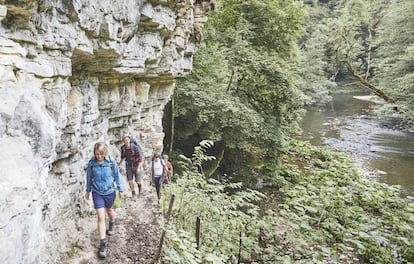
[167,0,414,184]
[171,0,305,183]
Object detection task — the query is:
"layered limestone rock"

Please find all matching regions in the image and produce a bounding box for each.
[0,0,214,263]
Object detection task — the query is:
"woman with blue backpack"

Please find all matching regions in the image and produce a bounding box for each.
[85,142,124,258]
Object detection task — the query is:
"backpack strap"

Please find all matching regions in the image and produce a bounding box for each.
[160,155,165,167]
[120,145,125,158]
[159,155,168,180]
[108,155,115,179]
[131,144,138,159]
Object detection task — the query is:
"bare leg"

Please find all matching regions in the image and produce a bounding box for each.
[137,170,143,194]
[106,207,116,222]
[129,180,135,192]
[105,207,116,236]
[96,208,106,240]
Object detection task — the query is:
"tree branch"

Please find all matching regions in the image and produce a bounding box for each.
[343,60,395,103]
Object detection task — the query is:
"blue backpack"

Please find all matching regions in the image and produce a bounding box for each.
[130,138,144,158]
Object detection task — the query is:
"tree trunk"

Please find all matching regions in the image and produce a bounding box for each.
[205,142,225,178]
[168,96,175,153]
[365,28,373,80]
[164,97,175,154]
[227,68,236,92]
[343,60,395,103]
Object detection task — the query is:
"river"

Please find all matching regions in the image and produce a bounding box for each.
[299,89,414,198]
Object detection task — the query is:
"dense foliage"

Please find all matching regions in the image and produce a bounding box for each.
[163,1,414,263]
[174,0,306,183]
[299,0,414,130]
[172,0,414,184]
[161,141,414,263]
[375,0,414,129]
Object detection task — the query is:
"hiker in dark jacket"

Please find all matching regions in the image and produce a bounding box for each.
[85,142,124,258]
[117,135,143,197]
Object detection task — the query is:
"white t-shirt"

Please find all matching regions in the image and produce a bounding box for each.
[153,159,163,177]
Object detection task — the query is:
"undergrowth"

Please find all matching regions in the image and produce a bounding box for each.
[160,140,414,263]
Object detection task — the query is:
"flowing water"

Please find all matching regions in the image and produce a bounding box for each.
[299,90,414,198]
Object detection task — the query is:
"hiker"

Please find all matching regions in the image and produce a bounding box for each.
[162,154,173,184]
[85,142,124,258]
[150,153,167,201]
[117,135,143,197]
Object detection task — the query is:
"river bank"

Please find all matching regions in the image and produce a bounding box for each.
[299,90,414,199]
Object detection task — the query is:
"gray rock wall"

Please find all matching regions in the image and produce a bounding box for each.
[0,0,213,263]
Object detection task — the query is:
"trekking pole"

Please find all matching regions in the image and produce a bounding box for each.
[154,194,175,263]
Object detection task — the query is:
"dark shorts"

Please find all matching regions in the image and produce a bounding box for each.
[92,191,116,209]
[126,163,142,183]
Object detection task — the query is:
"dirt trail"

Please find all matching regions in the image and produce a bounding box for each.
[59,185,163,264]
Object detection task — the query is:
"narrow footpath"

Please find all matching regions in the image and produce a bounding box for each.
[58,185,163,264]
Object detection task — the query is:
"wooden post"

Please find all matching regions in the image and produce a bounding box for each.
[154,194,175,262]
[237,231,242,264]
[196,217,201,250]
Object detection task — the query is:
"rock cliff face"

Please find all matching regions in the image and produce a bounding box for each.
[0,0,213,263]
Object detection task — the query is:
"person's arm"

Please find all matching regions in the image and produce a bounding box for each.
[134,145,143,172]
[117,146,125,165]
[160,158,168,181]
[168,162,173,178]
[85,161,93,200]
[149,160,154,185]
[112,157,124,195]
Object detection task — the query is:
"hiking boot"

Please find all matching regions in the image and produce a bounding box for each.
[107,222,115,236]
[132,190,136,197]
[98,239,107,258]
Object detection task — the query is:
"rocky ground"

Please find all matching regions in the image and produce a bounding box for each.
[58,184,164,264]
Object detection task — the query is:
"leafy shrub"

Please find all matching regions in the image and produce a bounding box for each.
[160,140,414,263]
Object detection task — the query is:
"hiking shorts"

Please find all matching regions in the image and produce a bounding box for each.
[126,162,142,183]
[92,191,116,209]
